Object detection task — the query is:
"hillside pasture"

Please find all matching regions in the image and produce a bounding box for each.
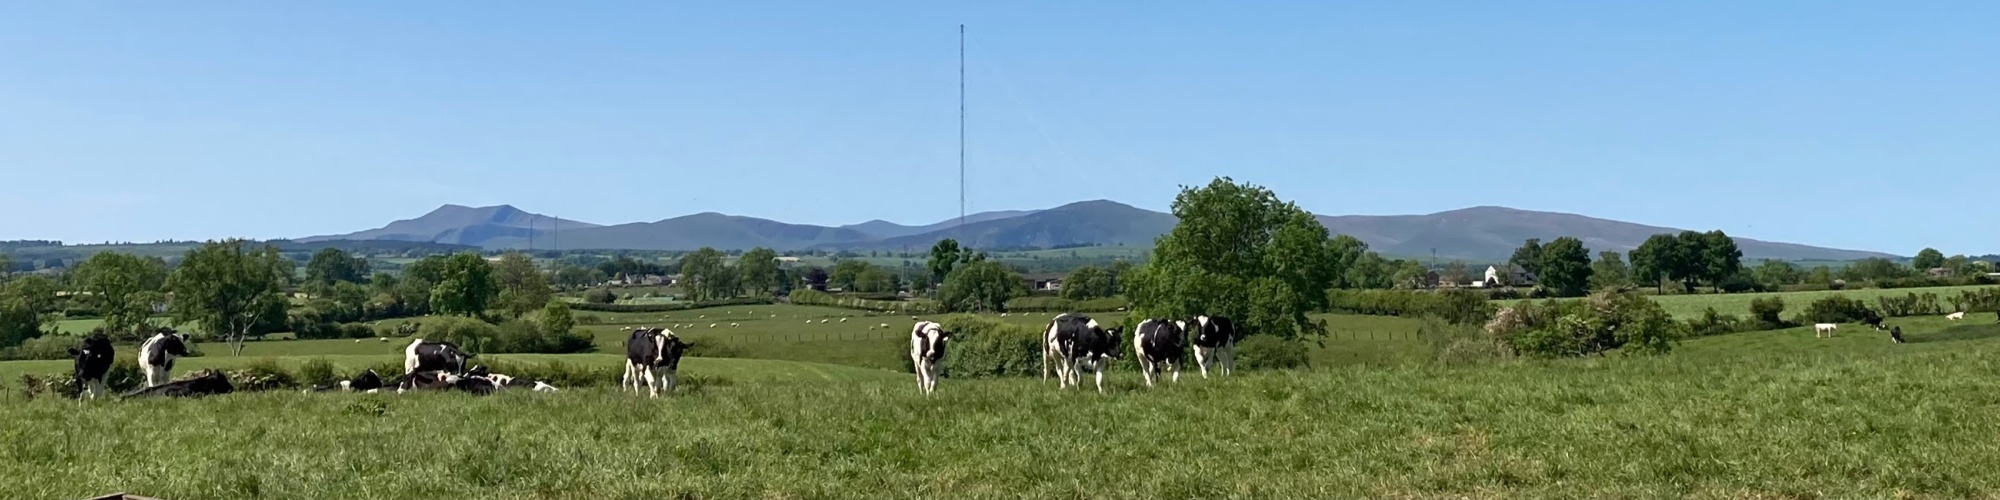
[1500,284,2000,319]
[5,320,2000,498]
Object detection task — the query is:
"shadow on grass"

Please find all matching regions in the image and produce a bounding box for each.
[1908,324,2000,344]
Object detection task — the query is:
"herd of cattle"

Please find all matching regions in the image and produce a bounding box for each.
[914,312,1243,395]
[63,329,564,400]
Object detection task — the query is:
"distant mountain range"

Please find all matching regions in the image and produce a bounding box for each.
[299,202,1900,262]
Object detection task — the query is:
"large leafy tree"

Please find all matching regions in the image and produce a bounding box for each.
[430,253,498,317]
[853,265,900,293]
[1700,230,1743,291]
[1325,235,1371,289]
[71,252,170,338]
[1913,248,1946,271]
[1509,238,1545,279]
[168,239,292,356]
[0,275,58,348]
[927,239,963,286]
[304,248,370,288]
[1538,237,1594,297]
[1752,259,1801,287]
[492,252,552,318]
[938,260,1023,312]
[1589,251,1631,290]
[678,248,729,300]
[1125,177,1337,341]
[1061,266,1117,300]
[829,260,873,292]
[738,247,781,294]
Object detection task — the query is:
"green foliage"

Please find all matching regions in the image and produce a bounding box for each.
[539,301,576,337]
[1589,251,1631,290]
[0,275,57,349]
[493,252,553,319]
[1538,237,1593,297]
[1752,260,1802,287]
[1913,248,1946,271]
[491,318,595,354]
[70,252,168,339]
[297,358,339,387]
[679,248,733,301]
[1685,307,1751,338]
[582,288,617,304]
[304,248,370,287]
[737,247,781,294]
[1799,295,1877,324]
[1233,335,1309,371]
[1324,289,1496,326]
[1842,258,1915,283]
[1003,296,1130,313]
[1509,238,1544,279]
[0,335,78,361]
[429,252,498,317]
[1700,230,1744,290]
[937,260,1024,313]
[1127,177,1338,341]
[787,289,935,314]
[417,316,500,353]
[167,239,292,356]
[1875,292,1943,318]
[927,239,964,287]
[1748,296,1788,328]
[1417,318,1507,366]
[229,358,299,392]
[568,297,775,313]
[1059,266,1116,300]
[1487,290,1680,358]
[899,315,1043,378]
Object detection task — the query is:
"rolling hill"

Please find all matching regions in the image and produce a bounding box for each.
[299,202,1898,261]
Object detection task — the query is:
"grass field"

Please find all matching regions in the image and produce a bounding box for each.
[1504,284,2000,319]
[10,304,2000,498]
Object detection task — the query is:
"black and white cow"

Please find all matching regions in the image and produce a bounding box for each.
[397,370,457,392]
[484,373,560,392]
[124,369,232,399]
[308,369,385,393]
[624,327,691,397]
[1189,315,1237,378]
[404,338,476,376]
[909,321,951,395]
[1890,326,1907,344]
[67,334,115,399]
[1044,314,1122,392]
[137,329,192,388]
[1132,319,1186,387]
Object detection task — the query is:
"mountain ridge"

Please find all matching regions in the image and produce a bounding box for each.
[298,202,1899,261]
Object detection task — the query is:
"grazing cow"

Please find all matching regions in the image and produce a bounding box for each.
[124,369,232,399]
[1890,326,1906,344]
[1132,319,1187,387]
[67,335,115,399]
[624,327,692,397]
[1189,315,1238,378]
[403,338,476,376]
[1814,323,1839,338]
[1948,311,1967,321]
[909,321,951,395]
[1044,314,1123,392]
[137,330,192,388]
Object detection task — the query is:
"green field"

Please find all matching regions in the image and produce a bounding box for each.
[8,304,2000,498]
[1504,284,2000,319]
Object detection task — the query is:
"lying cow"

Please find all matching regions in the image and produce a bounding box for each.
[137,329,192,388]
[1045,314,1122,392]
[124,369,232,399]
[404,338,476,376]
[68,335,115,400]
[624,327,691,397]
[909,321,951,395]
[1814,323,1839,338]
[1189,315,1238,378]
[1947,311,1967,321]
[1132,319,1186,387]
[307,369,385,393]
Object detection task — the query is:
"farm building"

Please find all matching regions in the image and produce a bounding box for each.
[1021,273,1064,292]
[1484,265,1536,287]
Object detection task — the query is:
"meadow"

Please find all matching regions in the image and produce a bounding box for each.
[1503,284,2000,319]
[8,303,2000,498]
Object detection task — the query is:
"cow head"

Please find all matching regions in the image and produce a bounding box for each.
[152,328,192,357]
[916,323,951,363]
[656,333,692,371]
[1190,315,1231,345]
[1103,326,1125,359]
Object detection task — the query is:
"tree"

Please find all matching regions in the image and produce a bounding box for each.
[551,264,604,289]
[1590,251,1631,290]
[1807,265,1835,285]
[738,247,780,295]
[1509,239,1545,279]
[1125,177,1338,341]
[304,248,370,288]
[854,265,899,293]
[678,248,729,301]
[1700,230,1743,292]
[938,260,1024,312]
[1535,237,1594,296]
[71,252,170,338]
[927,239,963,286]
[1061,266,1116,300]
[0,275,57,348]
[1752,259,1801,288]
[1438,261,1471,286]
[1630,234,1677,293]
[803,267,829,291]
[539,301,575,336]
[1390,259,1430,289]
[492,252,552,318]
[430,253,498,317]
[168,239,291,356]
[830,260,872,292]
[1841,257,1912,282]
[1343,252,1395,290]
[1913,248,1946,271]
[1106,260,1135,295]
[1325,235,1370,289]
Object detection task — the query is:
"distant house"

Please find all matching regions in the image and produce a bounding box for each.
[1928,267,1955,278]
[775,256,801,263]
[1484,265,1536,288]
[1021,273,1065,292]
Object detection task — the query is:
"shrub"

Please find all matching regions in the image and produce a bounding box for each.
[490,319,595,354]
[1233,335,1309,371]
[575,314,603,325]
[1,335,77,361]
[1960,288,2000,312]
[340,323,375,339]
[1749,296,1788,329]
[372,323,401,339]
[418,316,501,353]
[297,358,340,387]
[228,358,298,391]
[899,315,1042,378]
[1418,318,1507,367]
[1487,290,1679,358]
[583,289,617,304]
[1685,307,1752,338]
[1717,272,1767,293]
[1799,295,1876,324]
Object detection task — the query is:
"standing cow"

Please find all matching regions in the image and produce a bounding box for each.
[1132,319,1186,387]
[137,329,192,388]
[1045,314,1122,392]
[67,335,115,399]
[909,321,951,395]
[1189,315,1237,378]
[403,338,476,376]
[624,327,691,397]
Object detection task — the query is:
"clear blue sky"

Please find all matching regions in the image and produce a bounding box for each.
[3,2,1995,255]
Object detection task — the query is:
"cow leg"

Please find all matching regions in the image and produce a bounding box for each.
[1139,357,1155,387]
[915,362,929,393]
[1093,359,1106,393]
[662,372,677,395]
[1194,347,1211,379]
[1222,344,1235,376]
[640,367,659,398]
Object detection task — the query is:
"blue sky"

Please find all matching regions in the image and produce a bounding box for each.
[2,2,1995,255]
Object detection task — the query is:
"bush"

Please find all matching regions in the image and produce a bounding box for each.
[583,289,617,304]
[1799,295,1877,324]
[340,323,375,339]
[417,316,501,353]
[1003,296,1130,313]
[575,314,603,325]
[228,358,299,392]
[1749,297,1788,329]
[1685,307,1753,338]
[1717,272,1767,293]
[490,319,595,354]
[569,297,773,313]
[898,315,1041,378]
[1486,290,1679,358]
[1,335,77,361]
[1233,335,1309,371]
[18,357,143,399]
[298,358,339,387]
[1418,319,1507,367]
[790,289,937,314]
